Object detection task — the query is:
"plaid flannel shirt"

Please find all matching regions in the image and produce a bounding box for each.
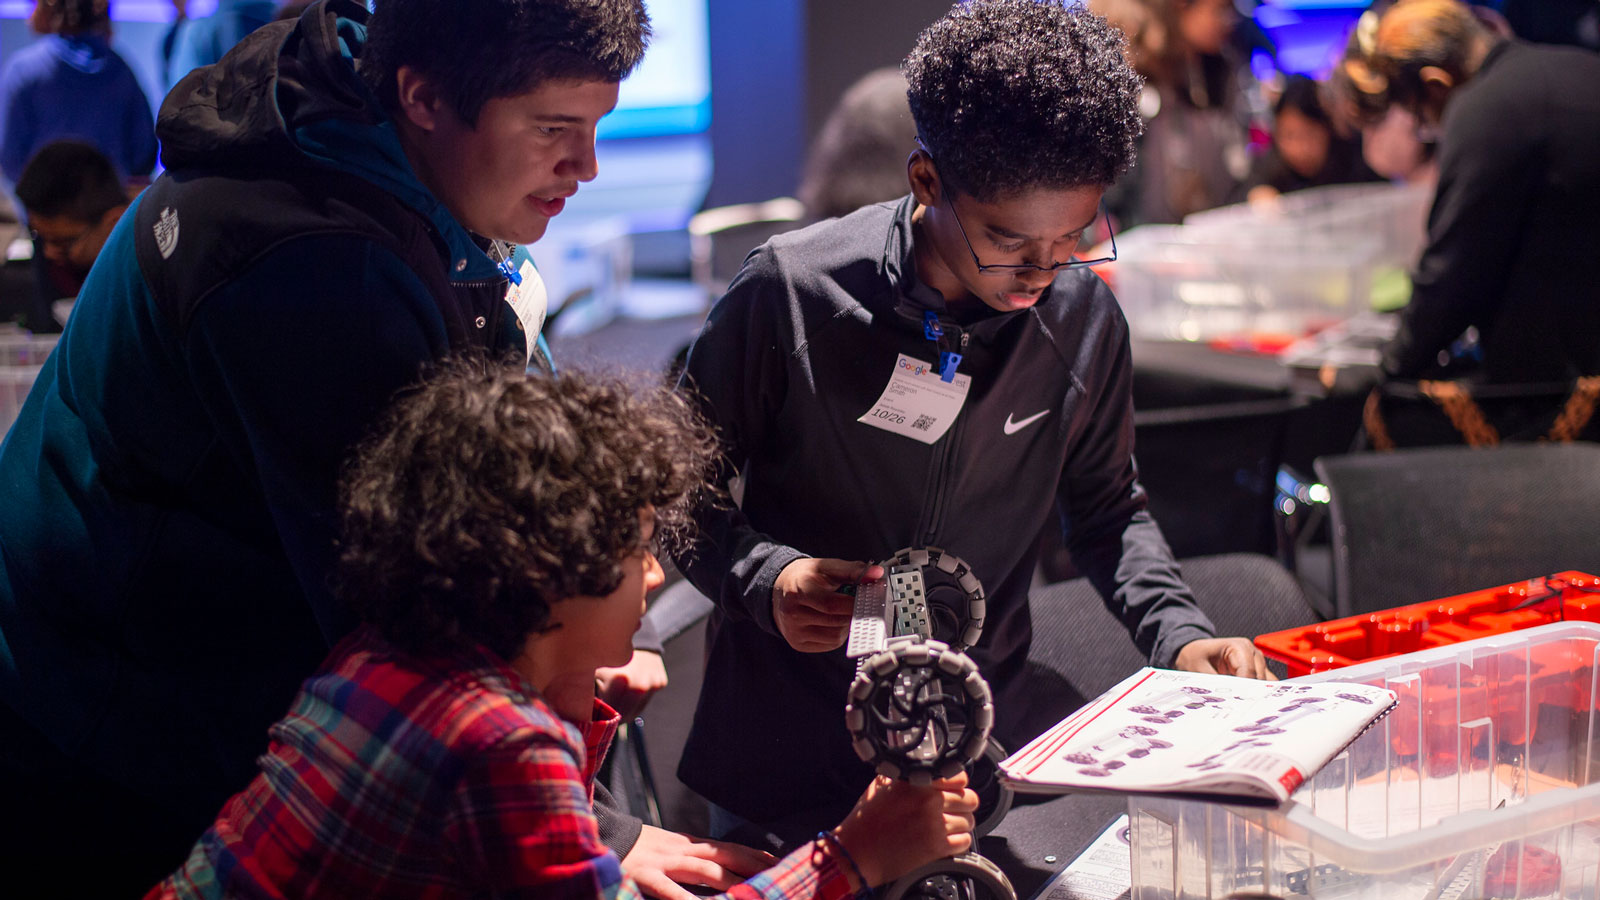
[147,627,859,900]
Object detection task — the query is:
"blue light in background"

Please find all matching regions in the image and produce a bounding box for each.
[0,0,713,141]
[1253,0,1365,78]
[0,0,201,21]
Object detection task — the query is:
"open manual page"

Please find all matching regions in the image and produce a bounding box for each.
[999,668,1396,805]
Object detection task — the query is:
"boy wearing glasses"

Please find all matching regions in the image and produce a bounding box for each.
[13,140,129,331]
[674,0,1271,842]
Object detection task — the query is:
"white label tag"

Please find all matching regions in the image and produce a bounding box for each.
[856,353,970,444]
[504,260,547,366]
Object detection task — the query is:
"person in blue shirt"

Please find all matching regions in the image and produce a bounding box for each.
[0,0,157,185]
[161,0,278,91]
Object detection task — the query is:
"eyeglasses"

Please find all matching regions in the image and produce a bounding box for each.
[29,225,91,255]
[945,194,1117,275]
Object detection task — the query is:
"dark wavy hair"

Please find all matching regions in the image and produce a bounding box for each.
[337,358,716,661]
[34,0,109,35]
[361,0,651,127]
[905,0,1145,200]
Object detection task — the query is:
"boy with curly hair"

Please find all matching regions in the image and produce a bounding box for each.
[148,360,977,898]
[675,0,1271,843]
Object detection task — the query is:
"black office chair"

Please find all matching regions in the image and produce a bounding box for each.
[1134,396,1308,559]
[687,198,806,303]
[1018,553,1317,742]
[1037,397,1306,583]
[1315,442,1600,618]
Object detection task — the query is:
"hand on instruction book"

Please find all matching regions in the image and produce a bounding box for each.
[1175,636,1276,681]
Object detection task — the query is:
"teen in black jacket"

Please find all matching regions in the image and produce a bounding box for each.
[675,0,1271,841]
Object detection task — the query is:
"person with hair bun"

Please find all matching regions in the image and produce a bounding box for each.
[1340,0,1600,383]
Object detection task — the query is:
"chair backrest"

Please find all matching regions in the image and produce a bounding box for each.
[688,198,807,301]
[1133,397,1306,558]
[1315,443,1600,618]
[1021,553,1316,739]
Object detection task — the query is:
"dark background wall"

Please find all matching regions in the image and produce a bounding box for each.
[704,0,951,208]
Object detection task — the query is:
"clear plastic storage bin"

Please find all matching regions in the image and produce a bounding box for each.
[0,332,55,440]
[1107,182,1431,343]
[1130,621,1600,899]
[1108,225,1384,343]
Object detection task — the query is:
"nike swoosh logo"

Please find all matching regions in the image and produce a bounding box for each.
[1003,410,1050,435]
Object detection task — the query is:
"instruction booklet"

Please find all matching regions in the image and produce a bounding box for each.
[999,668,1396,805]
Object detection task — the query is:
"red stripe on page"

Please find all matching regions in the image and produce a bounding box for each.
[1019,669,1160,776]
[1009,700,1102,771]
[1010,691,1122,772]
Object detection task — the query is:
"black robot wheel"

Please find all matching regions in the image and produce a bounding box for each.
[844,639,995,783]
[881,852,1016,900]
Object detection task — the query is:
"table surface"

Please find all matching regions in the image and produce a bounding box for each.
[980,791,1129,899]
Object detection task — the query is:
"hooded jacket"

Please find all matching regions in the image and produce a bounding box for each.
[674,196,1216,825]
[0,32,156,182]
[163,0,280,91]
[0,0,541,832]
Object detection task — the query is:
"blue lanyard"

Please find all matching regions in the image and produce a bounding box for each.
[923,311,963,383]
[498,258,523,286]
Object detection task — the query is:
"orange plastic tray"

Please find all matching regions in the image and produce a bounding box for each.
[1256,571,1600,678]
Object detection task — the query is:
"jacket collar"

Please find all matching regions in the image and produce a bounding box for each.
[876,194,1062,341]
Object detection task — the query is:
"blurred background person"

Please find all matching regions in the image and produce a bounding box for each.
[161,0,277,91]
[14,140,128,332]
[1243,74,1383,204]
[1092,0,1257,225]
[796,66,918,220]
[1355,102,1437,185]
[1340,0,1600,384]
[0,0,156,187]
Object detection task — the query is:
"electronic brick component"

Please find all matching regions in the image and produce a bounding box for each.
[846,546,986,659]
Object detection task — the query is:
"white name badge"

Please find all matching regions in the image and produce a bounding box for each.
[857,353,971,444]
[504,260,547,366]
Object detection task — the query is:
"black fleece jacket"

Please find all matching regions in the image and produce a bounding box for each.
[1385,40,1600,382]
[673,196,1215,825]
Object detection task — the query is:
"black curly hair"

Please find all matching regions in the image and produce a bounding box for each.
[904,0,1145,200]
[362,0,651,127]
[337,357,716,662]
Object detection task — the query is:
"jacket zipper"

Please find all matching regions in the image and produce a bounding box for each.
[917,327,969,545]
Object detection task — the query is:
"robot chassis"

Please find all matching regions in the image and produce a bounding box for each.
[843,546,1017,900]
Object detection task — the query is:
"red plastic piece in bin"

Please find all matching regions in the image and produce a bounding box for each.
[1484,844,1561,898]
[1255,571,1600,678]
